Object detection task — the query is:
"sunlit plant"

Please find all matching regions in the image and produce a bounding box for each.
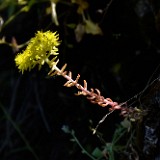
[14,30,148,160]
[15,30,144,133]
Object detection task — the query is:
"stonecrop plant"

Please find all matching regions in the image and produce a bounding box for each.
[15,31,60,73]
[15,30,144,133]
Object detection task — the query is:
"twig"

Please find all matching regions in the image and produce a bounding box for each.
[92,109,115,134]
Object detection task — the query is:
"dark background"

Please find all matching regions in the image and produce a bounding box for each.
[0,0,160,159]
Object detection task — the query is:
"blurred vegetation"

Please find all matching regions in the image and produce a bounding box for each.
[0,0,160,160]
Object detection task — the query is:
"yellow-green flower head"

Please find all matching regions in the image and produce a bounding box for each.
[15,30,60,73]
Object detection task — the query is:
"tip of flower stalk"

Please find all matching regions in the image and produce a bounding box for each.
[14,30,61,73]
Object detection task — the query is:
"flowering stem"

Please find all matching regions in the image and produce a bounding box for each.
[52,64,121,110]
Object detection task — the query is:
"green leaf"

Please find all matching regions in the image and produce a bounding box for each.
[91,147,103,158]
[66,23,76,29]
[121,118,131,131]
[70,138,76,142]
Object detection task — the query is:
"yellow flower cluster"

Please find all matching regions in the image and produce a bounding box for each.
[15,30,60,73]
